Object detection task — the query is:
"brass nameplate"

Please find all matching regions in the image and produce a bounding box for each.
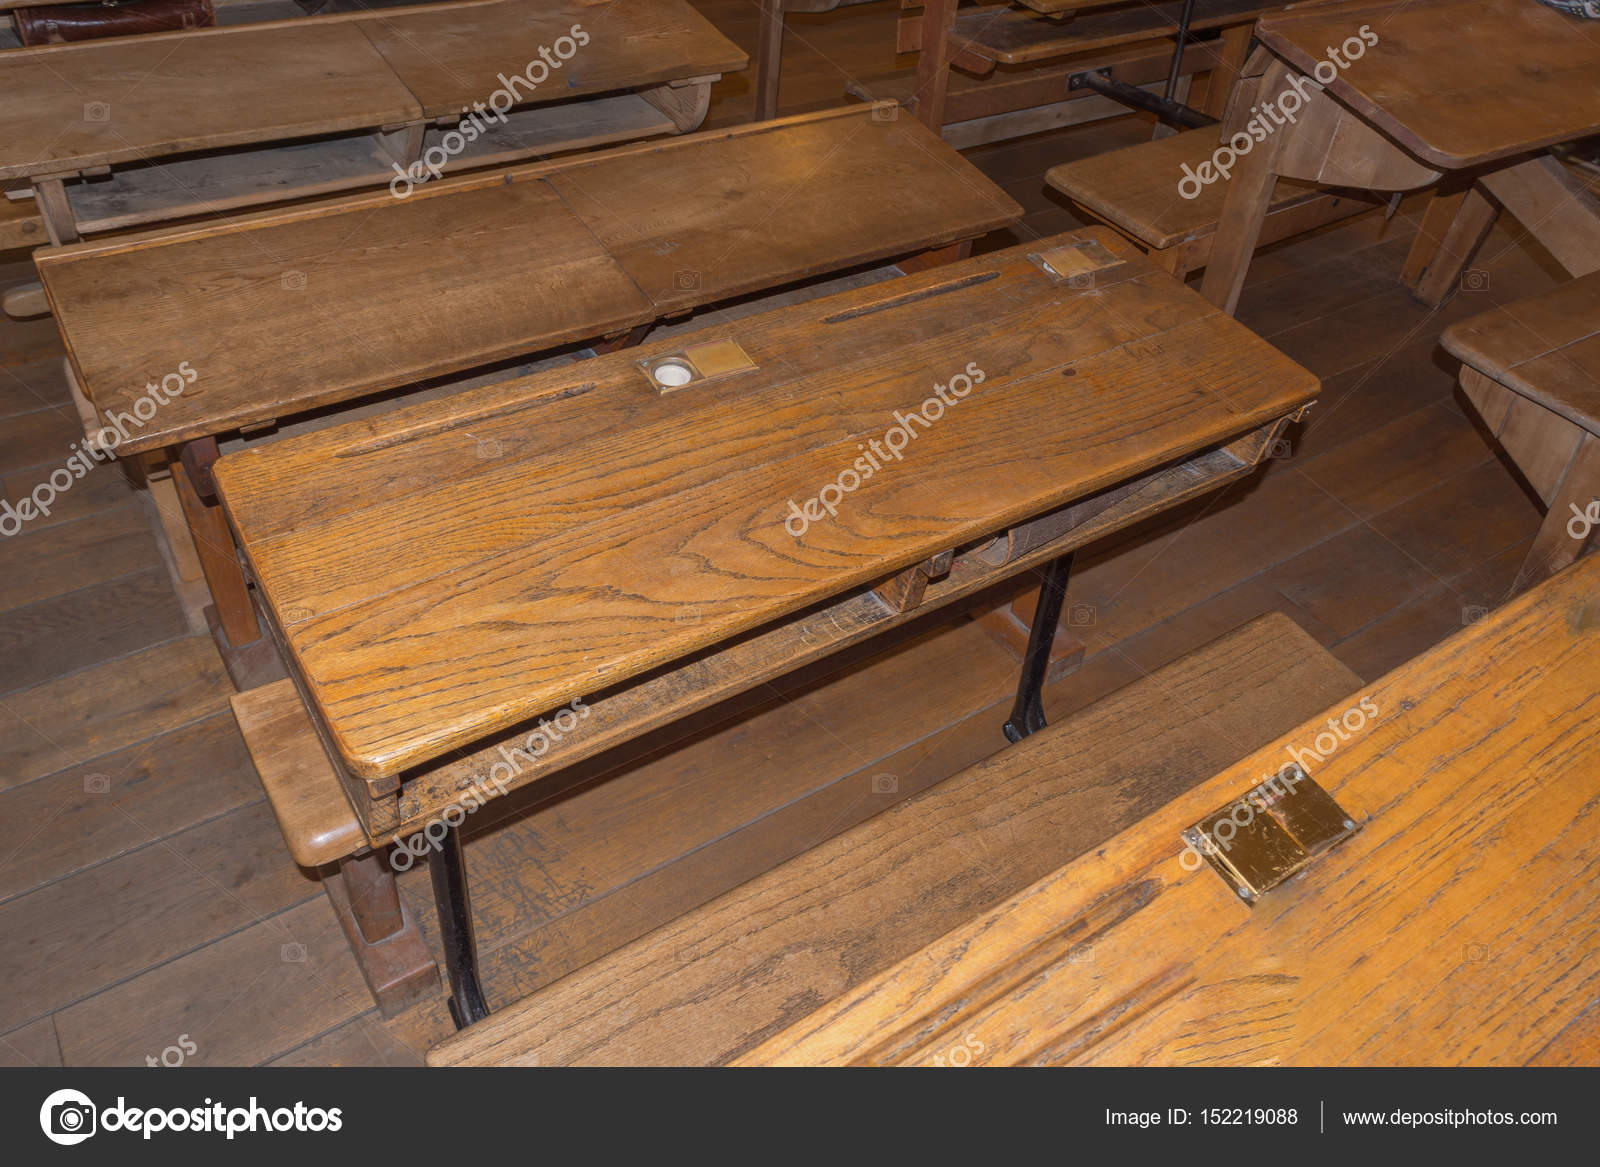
[1030,238,1125,284]
[1180,764,1359,904]
[639,338,757,393]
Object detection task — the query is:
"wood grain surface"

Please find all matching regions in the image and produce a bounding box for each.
[1442,270,1600,438]
[427,614,1361,1065]
[215,227,1319,781]
[0,21,422,182]
[743,554,1600,1066]
[359,0,746,119]
[0,0,742,182]
[38,105,1019,454]
[1256,0,1600,169]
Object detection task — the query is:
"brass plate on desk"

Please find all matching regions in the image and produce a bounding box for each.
[1181,764,1359,904]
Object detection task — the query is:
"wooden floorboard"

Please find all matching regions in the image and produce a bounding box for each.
[0,0,1564,1064]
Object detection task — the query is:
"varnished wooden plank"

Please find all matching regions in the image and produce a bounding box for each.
[231,682,365,867]
[0,567,187,696]
[1045,129,1346,251]
[0,801,314,1035]
[39,178,651,455]
[0,358,69,419]
[540,109,1018,310]
[743,554,1600,1065]
[0,636,231,790]
[356,0,746,119]
[428,613,1360,1065]
[0,461,134,537]
[215,230,1319,781]
[0,712,260,904]
[53,895,369,1066]
[1441,270,1600,435]
[0,1018,61,1067]
[0,504,156,610]
[38,106,1020,455]
[1256,0,1600,169]
[0,406,79,477]
[0,21,422,182]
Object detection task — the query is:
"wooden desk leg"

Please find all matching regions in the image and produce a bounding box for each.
[430,824,490,1028]
[910,0,957,132]
[1510,432,1600,597]
[1479,155,1600,278]
[1412,186,1499,307]
[1200,23,1253,121]
[171,439,285,689]
[31,176,80,246]
[754,0,787,121]
[1198,62,1291,314]
[325,851,442,1020]
[171,448,257,647]
[1002,552,1074,743]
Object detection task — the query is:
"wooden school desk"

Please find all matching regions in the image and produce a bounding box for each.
[1198,0,1600,315]
[744,553,1600,1066]
[217,227,1320,1025]
[36,104,1019,677]
[0,0,745,243]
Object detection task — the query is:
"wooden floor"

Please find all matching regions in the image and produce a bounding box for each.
[0,3,1564,1067]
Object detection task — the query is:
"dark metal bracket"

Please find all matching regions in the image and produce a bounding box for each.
[1002,552,1074,744]
[1069,70,1218,131]
[429,824,490,1028]
[1069,0,1220,132]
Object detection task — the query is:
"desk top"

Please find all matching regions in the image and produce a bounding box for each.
[0,0,743,181]
[0,19,421,182]
[1442,270,1600,437]
[743,554,1600,1066]
[37,105,1019,455]
[359,0,746,119]
[214,227,1319,781]
[1256,0,1600,169]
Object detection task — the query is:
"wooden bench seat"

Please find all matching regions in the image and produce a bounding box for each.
[1442,270,1600,595]
[38,104,1019,457]
[426,612,1360,1065]
[1046,129,1379,280]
